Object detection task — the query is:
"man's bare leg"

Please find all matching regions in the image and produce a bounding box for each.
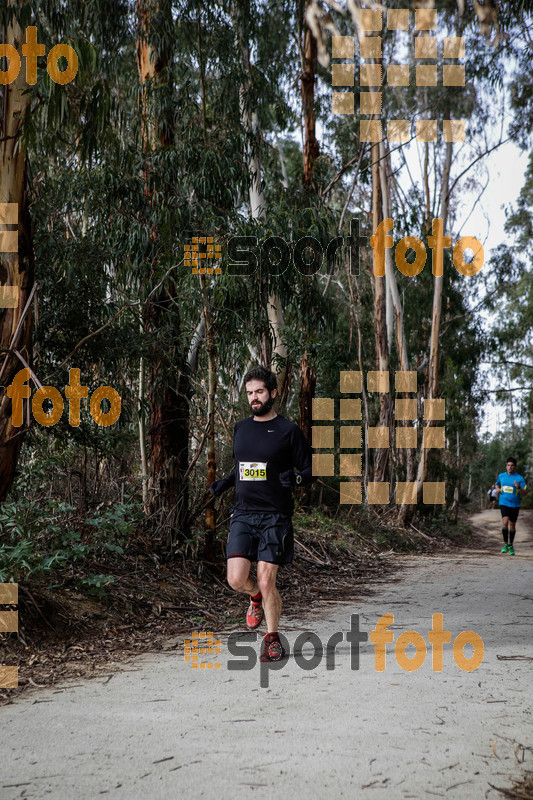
[227,557,259,597]
[257,561,281,632]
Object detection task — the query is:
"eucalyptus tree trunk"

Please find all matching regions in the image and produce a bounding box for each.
[202,275,217,562]
[298,350,315,443]
[409,132,454,515]
[296,5,318,443]
[0,5,34,503]
[300,3,319,190]
[354,24,391,486]
[137,0,190,544]
[231,0,288,396]
[138,351,149,511]
[370,140,391,484]
[377,142,416,522]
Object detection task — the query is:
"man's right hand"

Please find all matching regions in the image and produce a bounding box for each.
[209,476,234,497]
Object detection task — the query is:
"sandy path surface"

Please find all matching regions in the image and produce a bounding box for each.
[1,510,532,800]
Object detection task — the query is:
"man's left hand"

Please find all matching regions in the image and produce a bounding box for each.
[279,470,296,488]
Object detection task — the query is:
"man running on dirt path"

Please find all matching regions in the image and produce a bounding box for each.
[487,485,498,510]
[209,366,314,661]
[495,457,527,555]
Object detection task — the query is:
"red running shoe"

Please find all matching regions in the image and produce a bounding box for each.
[246,597,264,630]
[260,634,286,662]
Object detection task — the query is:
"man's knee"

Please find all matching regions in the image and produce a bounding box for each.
[257,570,278,596]
[228,575,247,592]
[227,561,250,592]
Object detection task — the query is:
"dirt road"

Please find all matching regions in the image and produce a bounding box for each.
[2,510,532,799]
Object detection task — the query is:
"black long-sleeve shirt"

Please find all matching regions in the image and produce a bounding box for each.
[225,414,313,515]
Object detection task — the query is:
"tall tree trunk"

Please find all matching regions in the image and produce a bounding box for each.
[296,3,319,436]
[298,349,315,507]
[138,350,149,511]
[0,5,34,503]
[203,276,217,562]
[347,264,370,495]
[137,0,190,544]
[411,132,454,510]
[300,5,319,189]
[231,0,288,394]
[298,349,315,443]
[377,142,416,522]
[370,140,391,485]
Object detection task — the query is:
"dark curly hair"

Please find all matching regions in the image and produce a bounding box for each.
[243,366,277,393]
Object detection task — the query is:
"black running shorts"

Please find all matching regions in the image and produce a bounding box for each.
[500,506,519,523]
[226,510,294,565]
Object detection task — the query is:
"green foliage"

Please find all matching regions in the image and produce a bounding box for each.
[0,490,142,587]
[79,573,116,600]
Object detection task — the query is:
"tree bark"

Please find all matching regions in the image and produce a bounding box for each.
[377,142,416,523]
[370,140,391,485]
[410,131,454,511]
[231,0,288,393]
[298,349,315,443]
[137,0,190,544]
[138,350,149,511]
[300,9,319,189]
[203,276,217,562]
[0,5,34,503]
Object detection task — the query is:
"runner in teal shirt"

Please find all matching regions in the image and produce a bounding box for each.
[495,457,527,555]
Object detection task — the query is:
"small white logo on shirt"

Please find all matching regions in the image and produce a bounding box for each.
[268,429,275,433]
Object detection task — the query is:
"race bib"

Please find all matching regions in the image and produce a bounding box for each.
[239,461,267,481]
[502,486,514,493]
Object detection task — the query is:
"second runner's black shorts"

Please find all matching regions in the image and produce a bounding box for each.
[226,510,294,565]
[500,506,519,523]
